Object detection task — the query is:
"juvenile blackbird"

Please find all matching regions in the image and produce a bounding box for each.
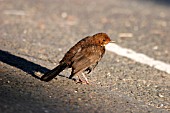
[41,33,114,84]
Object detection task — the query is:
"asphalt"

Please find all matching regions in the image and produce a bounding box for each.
[0,0,170,113]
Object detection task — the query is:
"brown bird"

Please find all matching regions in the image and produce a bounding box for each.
[41,33,114,84]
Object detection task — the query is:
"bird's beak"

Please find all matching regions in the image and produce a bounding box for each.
[109,41,116,43]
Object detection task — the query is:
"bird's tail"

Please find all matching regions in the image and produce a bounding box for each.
[41,63,67,82]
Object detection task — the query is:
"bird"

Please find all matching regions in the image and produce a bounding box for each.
[41,33,115,84]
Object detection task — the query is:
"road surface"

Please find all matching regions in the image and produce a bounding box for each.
[0,0,170,112]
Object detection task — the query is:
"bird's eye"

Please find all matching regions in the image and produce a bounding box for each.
[103,39,106,41]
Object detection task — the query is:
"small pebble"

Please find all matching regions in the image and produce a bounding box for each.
[158,93,164,98]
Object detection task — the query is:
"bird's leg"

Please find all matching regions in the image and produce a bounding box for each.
[82,73,89,84]
[76,73,89,84]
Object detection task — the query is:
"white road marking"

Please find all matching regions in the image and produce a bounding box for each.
[106,43,170,74]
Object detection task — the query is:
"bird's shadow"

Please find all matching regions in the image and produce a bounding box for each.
[0,50,66,80]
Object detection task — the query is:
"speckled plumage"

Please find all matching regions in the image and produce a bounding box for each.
[41,33,112,84]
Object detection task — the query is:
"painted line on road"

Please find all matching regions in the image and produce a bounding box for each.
[106,43,170,74]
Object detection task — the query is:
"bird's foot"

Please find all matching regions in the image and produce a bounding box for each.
[76,78,89,84]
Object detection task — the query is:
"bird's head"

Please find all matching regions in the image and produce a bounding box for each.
[93,33,115,46]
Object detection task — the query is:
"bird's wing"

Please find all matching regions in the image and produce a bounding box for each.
[71,45,105,74]
[60,36,92,64]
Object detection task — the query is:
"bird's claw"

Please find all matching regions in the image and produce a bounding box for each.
[76,79,89,84]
